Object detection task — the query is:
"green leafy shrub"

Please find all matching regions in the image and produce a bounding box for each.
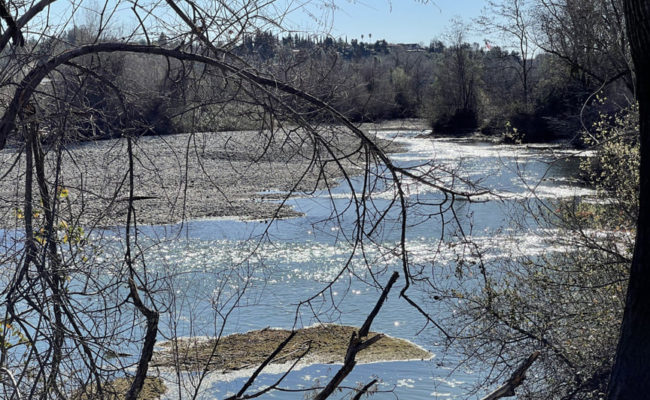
[581,103,639,228]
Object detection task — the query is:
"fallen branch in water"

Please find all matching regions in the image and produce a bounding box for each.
[481,351,541,400]
[312,271,399,400]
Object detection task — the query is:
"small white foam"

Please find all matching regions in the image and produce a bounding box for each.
[396,378,415,388]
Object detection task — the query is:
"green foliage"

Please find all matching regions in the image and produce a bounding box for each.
[1,320,31,349]
[581,103,639,228]
[502,120,522,143]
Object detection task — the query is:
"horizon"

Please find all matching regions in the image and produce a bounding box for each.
[43,0,490,47]
[283,0,488,45]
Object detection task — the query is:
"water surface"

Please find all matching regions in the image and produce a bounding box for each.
[123,131,593,399]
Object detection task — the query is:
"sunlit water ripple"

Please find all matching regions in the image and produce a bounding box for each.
[105,131,596,399]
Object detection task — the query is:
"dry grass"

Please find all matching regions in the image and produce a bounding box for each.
[72,376,166,400]
[153,324,431,372]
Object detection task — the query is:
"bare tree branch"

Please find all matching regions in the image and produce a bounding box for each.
[312,271,399,400]
[481,351,540,400]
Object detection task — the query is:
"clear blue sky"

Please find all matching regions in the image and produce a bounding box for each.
[284,0,488,44]
[45,0,489,46]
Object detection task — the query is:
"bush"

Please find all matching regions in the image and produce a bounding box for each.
[432,108,479,135]
[480,114,508,136]
[581,103,639,227]
[481,111,561,143]
[507,112,551,143]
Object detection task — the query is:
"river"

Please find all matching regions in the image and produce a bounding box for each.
[113,129,593,399]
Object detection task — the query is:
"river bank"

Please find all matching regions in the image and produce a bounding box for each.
[0,121,421,228]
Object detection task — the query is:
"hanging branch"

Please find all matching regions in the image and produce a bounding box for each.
[0,41,484,342]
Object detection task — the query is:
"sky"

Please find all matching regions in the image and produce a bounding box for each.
[44,0,490,46]
[283,0,489,44]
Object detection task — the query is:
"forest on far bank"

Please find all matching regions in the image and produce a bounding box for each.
[26,0,632,146]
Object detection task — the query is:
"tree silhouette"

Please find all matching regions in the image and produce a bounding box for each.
[608,1,650,398]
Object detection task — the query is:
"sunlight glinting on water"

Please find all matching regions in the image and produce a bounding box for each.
[376,130,597,200]
[117,228,588,293]
[81,130,600,400]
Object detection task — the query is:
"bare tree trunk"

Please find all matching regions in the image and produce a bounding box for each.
[608,1,650,398]
[124,137,159,400]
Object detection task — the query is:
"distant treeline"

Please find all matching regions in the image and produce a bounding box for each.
[31,27,632,144]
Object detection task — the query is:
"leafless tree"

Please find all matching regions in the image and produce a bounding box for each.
[478,0,536,107]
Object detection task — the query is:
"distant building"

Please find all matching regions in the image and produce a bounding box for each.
[388,43,424,52]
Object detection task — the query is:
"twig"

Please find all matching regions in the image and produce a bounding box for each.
[352,379,378,400]
[228,331,298,399]
[0,367,22,400]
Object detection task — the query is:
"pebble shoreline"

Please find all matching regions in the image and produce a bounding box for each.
[0,121,422,228]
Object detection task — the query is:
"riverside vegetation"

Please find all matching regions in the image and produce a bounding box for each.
[26,3,631,146]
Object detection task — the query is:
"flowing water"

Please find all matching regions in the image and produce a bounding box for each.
[120,130,595,399]
[71,130,591,399]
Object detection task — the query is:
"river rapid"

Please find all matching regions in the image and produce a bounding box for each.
[116,129,594,399]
